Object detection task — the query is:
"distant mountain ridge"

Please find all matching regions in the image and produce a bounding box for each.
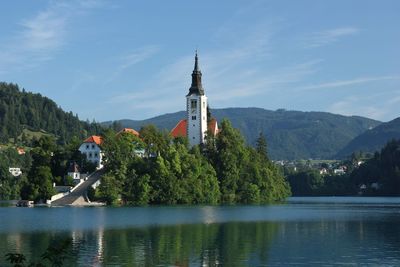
[336,117,400,158]
[103,107,381,160]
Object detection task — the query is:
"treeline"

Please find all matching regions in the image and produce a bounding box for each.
[93,119,291,205]
[351,139,400,195]
[0,82,101,144]
[286,139,400,196]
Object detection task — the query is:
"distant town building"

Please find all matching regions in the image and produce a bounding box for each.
[16,148,25,155]
[333,166,346,175]
[9,167,22,177]
[319,168,328,175]
[171,52,219,145]
[79,135,103,169]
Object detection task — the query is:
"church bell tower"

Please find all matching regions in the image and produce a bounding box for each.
[186,52,207,146]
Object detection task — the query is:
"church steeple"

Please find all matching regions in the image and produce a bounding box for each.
[187,51,205,96]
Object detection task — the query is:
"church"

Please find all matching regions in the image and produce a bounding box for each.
[171,52,219,146]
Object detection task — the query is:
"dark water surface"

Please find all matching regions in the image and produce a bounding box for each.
[1,197,400,266]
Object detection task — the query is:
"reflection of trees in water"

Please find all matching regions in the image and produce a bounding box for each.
[3,219,400,266]
[97,222,279,266]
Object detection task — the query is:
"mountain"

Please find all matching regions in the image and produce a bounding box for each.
[103,107,381,160]
[337,117,400,158]
[0,82,101,144]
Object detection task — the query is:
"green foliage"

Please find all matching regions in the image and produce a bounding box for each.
[98,119,289,205]
[97,172,120,204]
[287,170,324,196]
[0,82,102,145]
[0,147,31,200]
[208,119,290,203]
[350,139,400,195]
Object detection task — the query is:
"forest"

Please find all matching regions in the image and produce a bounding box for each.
[0,82,101,144]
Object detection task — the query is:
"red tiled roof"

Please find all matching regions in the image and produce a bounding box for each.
[118,128,139,137]
[83,135,103,145]
[208,118,219,136]
[171,119,187,138]
[170,118,219,138]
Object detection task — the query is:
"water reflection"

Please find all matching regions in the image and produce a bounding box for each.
[1,222,279,266]
[1,199,400,266]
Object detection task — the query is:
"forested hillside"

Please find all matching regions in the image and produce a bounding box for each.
[0,82,101,144]
[104,108,380,160]
[337,117,400,158]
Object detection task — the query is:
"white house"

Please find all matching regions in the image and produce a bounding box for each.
[78,135,103,169]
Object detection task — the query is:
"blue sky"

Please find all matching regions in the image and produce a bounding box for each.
[0,0,399,122]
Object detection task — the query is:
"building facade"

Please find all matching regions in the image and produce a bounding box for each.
[78,135,103,169]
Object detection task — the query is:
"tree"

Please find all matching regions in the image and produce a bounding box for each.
[287,170,324,196]
[256,131,268,160]
[214,119,248,203]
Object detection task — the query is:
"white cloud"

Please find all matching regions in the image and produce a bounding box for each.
[304,27,359,48]
[296,76,400,91]
[0,0,104,74]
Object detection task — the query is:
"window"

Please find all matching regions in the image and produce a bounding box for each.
[192,116,196,120]
[86,145,89,149]
[92,144,95,149]
[89,153,92,158]
[190,100,197,109]
[203,102,205,108]
[193,137,195,139]
[94,153,98,158]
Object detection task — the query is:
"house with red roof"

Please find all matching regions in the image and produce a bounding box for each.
[170,52,219,144]
[79,128,144,167]
[78,135,104,169]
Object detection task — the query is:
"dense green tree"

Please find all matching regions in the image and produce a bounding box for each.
[287,170,324,196]
[139,125,170,157]
[256,131,268,160]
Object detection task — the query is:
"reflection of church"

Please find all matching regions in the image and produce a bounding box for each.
[171,52,219,146]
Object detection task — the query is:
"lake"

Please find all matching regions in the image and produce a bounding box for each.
[1,197,400,266]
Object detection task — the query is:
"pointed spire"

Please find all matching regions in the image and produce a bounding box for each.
[187,51,205,96]
[194,50,199,72]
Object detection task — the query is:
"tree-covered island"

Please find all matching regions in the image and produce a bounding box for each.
[0,118,291,205]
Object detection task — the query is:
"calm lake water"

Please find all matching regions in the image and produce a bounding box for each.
[1,197,400,266]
